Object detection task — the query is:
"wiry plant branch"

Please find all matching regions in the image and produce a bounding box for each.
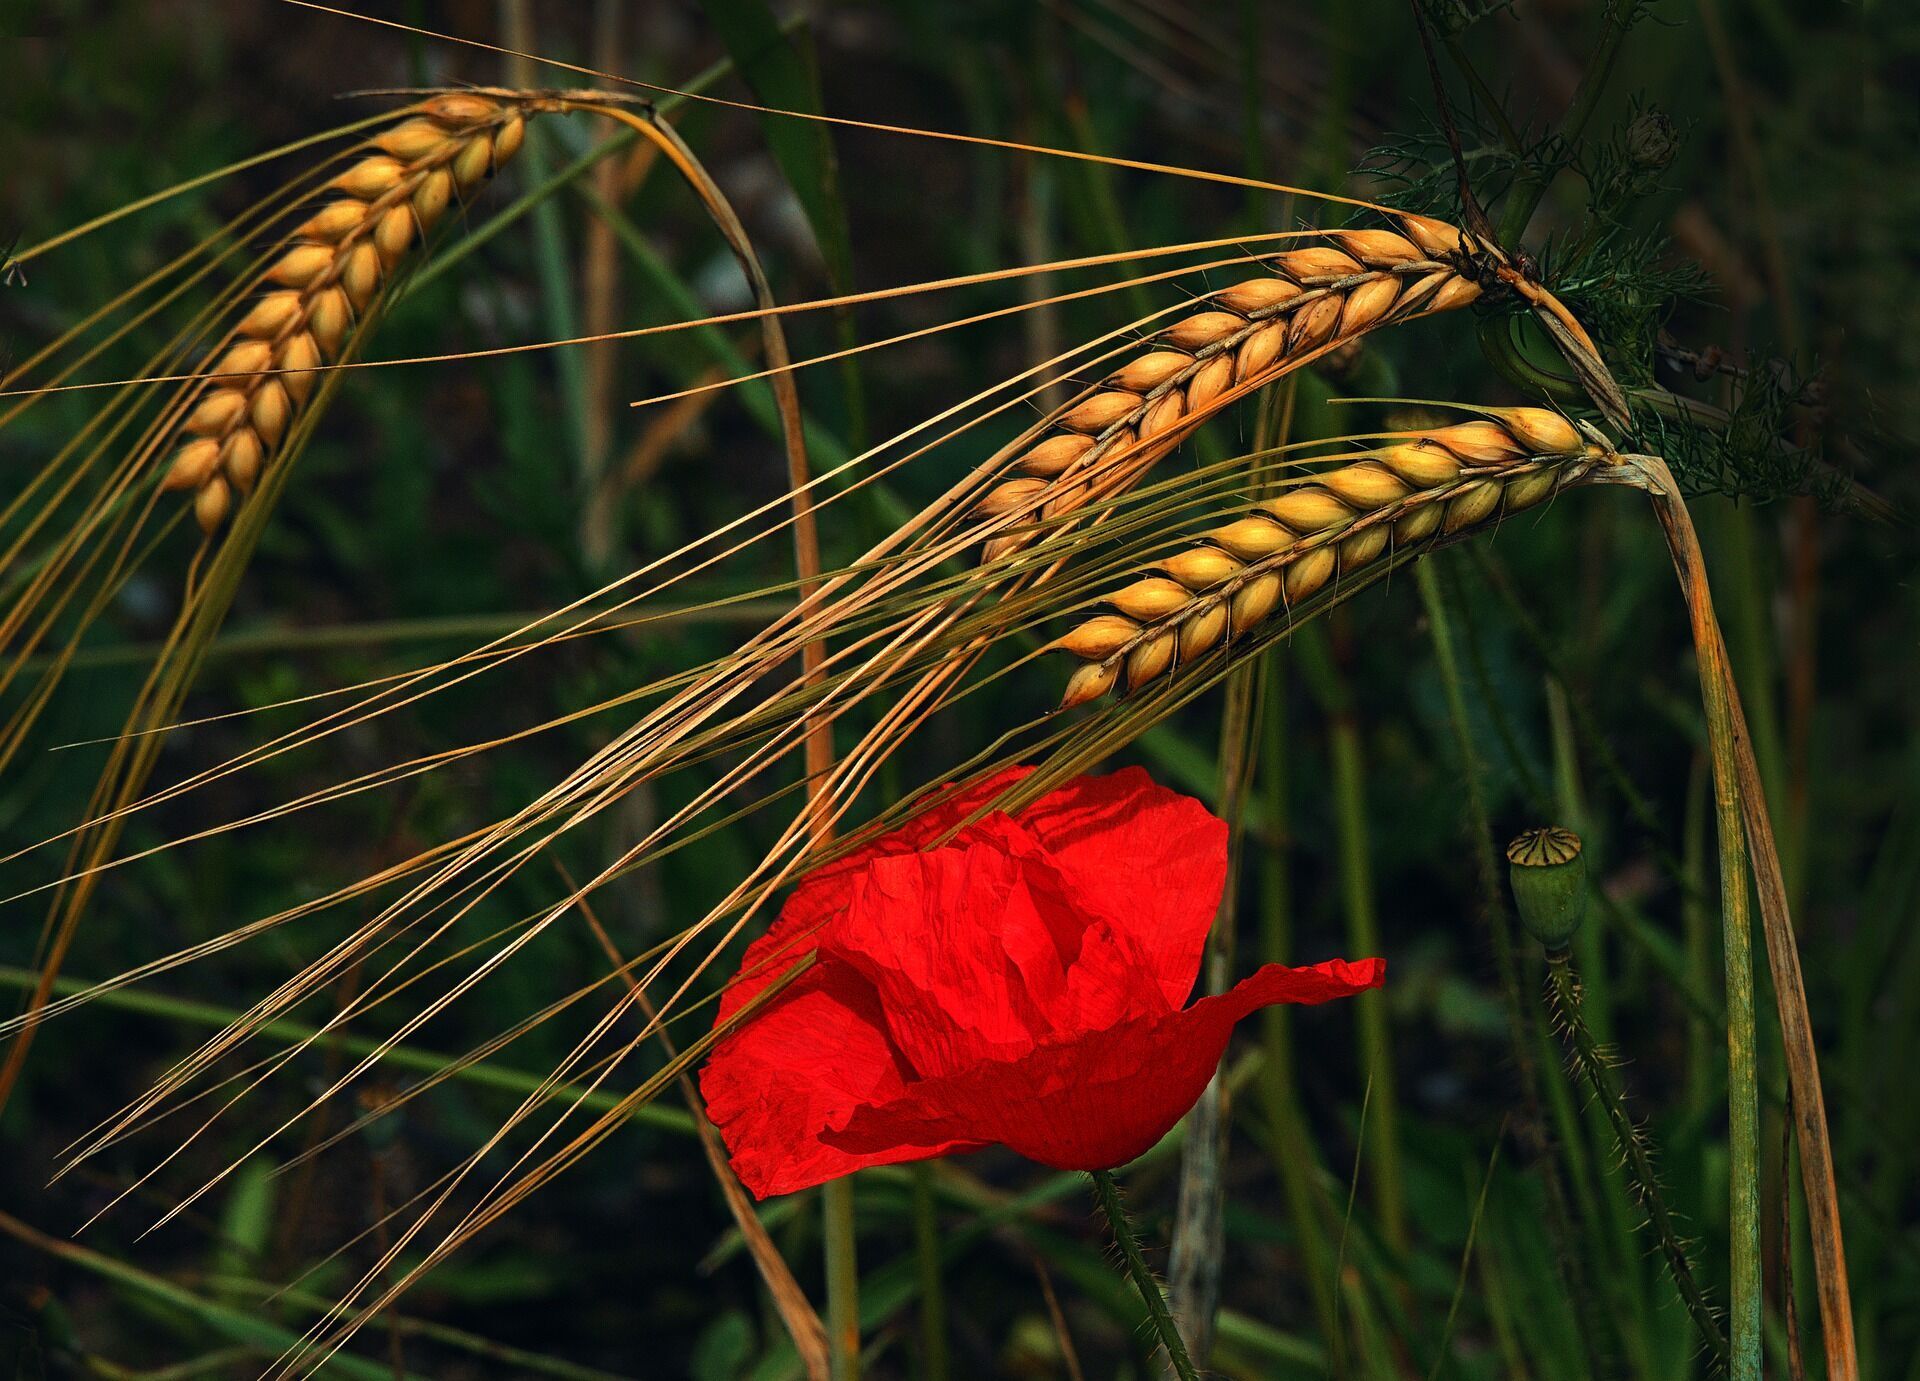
[1541,949,1728,1366]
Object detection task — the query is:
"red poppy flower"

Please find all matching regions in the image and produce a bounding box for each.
[699,767,1384,1199]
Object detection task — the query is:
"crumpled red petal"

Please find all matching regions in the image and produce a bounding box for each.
[827,833,1171,1078]
[698,956,987,1199]
[717,767,1227,1027]
[824,957,1385,1174]
[709,767,1039,1031]
[1015,767,1227,1010]
[700,766,1374,1200]
[828,837,1076,1076]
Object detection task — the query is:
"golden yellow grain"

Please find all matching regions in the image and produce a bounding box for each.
[1054,409,1614,704]
[971,217,1490,563]
[159,94,531,534]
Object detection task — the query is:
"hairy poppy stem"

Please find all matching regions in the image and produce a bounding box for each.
[1086,1170,1199,1381]
[1542,949,1729,1364]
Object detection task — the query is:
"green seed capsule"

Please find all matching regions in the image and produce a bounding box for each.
[1506,826,1587,951]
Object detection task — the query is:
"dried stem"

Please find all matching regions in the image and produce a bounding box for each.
[1633,454,1856,1378]
[568,872,830,1380]
[577,102,853,1378]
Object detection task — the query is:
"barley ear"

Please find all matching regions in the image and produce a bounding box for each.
[1053,409,1625,706]
[159,95,534,534]
[976,221,1489,564]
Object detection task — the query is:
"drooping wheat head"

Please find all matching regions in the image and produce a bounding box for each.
[1051,408,1616,704]
[157,92,530,533]
[970,215,1493,563]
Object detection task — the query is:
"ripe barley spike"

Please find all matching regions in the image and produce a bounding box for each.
[1054,409,1614,705]
[974,216,1491,563]
[158,93,530,533]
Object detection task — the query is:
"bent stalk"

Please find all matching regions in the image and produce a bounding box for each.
[1631,452,1855,1379]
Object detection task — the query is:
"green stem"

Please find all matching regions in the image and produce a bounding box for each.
[1641,470,1764,1379]
[1302,627,1407,1258]
[500,3,590,485]
[911,1164,948,1381]
[1683,758,1717,1119]
[1648,456,1858,1374]
[1166,664,1259,1365]
[1413,561,1612,1376]
[1544,953,1730,1364]
[823,1177,861,1380]
[1704,704,1764,1379]
[1497,2,1640,244]
[1256,659,1353,1376]
[1546,689,1658,1372]
[0,1209,419,1381]
[24,599,789,673]
[1703,501,1797,901]
[1086,1170,1199,1381]
[0,965,691,1134]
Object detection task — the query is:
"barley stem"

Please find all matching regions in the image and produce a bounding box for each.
[574,97,855,1374]
[1545,693,1664,1373]
[1650,493,1763,1379]
[502,7,591,533]
[1167,661,1260,1366]
[1255,658,1353,1375]
[1632,452,1855,1375]
[0,964,690,1133]
[1086,1170,1200,1381]
[822,1178,861,1380]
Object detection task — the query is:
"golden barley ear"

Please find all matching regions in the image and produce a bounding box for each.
[1051,407,1620,706]
[0,91,551,1116]
[159,93,529,533]
[972,216,1487,565]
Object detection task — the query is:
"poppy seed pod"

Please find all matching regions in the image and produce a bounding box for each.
[1506,827,1587,951]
